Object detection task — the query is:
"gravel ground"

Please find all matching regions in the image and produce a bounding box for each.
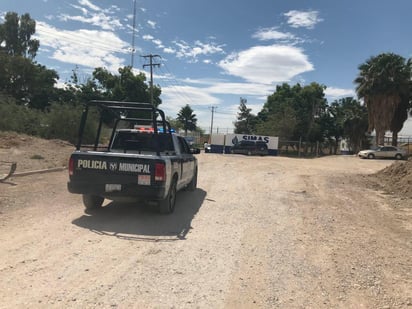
[0,134,411,308]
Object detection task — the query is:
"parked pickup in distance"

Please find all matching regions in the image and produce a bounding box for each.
[230,140,268,156]
[67,101,199,214]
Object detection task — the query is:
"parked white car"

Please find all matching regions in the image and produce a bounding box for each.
[358,146,407,160]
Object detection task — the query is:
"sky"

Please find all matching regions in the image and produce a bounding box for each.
[2,0,412,135]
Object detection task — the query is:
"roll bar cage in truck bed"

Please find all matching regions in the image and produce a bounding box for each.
[76,100,173,156]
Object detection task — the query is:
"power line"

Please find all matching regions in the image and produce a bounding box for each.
[158,64,195,106]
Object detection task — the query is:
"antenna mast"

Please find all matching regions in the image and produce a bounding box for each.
[130,0,137,67]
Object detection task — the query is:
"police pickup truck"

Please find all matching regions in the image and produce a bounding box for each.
[67,101,199,214]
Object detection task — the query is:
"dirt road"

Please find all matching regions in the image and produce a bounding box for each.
[0,153,411,308]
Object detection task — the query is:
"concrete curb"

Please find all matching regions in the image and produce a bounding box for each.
[12,167,67,177]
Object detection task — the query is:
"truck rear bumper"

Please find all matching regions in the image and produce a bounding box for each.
[67,181,167,201]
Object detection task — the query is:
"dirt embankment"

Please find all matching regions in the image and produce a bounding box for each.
[368,158,412,199]
[0,131,73,174]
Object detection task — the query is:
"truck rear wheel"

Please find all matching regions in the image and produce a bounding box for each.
[159,179,177,214]
[187,168,197,191]
[82,194,104,210]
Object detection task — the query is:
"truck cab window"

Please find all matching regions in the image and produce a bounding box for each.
[178,137,191,154]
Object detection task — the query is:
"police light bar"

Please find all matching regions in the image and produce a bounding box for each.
[157,127,175,133]
[132,125,175,133]
[134,125,154,133]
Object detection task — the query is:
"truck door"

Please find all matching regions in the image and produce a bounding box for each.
[177,136,195,184]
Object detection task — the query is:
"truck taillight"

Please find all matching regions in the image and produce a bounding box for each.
[69,157,74,176]
[155,163,166,182]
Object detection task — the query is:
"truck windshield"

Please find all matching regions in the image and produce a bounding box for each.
[112,132,174,152]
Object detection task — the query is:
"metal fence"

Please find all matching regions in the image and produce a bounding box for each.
[278,140,345,158]
[382,136,412,155]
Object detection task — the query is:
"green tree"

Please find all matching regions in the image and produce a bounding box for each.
[256,84,297,138]
[0,12,39,59]
[177,104,197,135]
[327,97,369,153]
[298,83,328,143]
[0,12,57,109]
[256,83,327,143]
[0,51,58,109]
[354,53,412,146]
[234,98,256,134]
[166,116,183,132]
[91,66,161,105]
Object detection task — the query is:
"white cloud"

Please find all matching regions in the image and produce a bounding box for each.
[78,0,101,11]
[157,76,275,130]
[35,22,129,72]
[284,10,323,29]
[166,77,274,97]
[160,85,222,128]
[207,82,274,96]
[325,87,356,99]
[145,39,225,62]
[252,27,295,41]
[142,34,154,40]
[59,14,122,31]
[61,0,123,31]
[147,20,156,29]
[143,35,165,49]
[218,44,314,84]
[152,39,164,48]
[163,47,176,54]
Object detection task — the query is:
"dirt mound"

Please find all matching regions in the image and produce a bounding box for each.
[0,131,74,173]
[369,158,412,199]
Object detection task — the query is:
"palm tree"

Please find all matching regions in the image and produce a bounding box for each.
[390,95,410,146]
[354,53,411,146]
[177,104,197,136]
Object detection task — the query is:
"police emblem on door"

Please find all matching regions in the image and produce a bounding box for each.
[109,162,118,171]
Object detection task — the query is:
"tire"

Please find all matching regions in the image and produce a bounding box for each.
[395,154,403,160]
[187,168,198,191]
[367,153,375,159]
[82,194,104,210]
[159,178,177,214]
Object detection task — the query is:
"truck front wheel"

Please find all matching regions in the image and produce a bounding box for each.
[159,179,177,214]
[82,194,104,210]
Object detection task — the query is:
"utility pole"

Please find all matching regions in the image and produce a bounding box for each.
[209,106,217,135]
[142,54,161,105]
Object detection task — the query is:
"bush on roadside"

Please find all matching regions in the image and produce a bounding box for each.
[0,100,44,135]
[41,103,99,145]
[0,100,100,144]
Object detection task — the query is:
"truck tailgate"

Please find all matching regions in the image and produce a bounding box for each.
[68,151,168,200]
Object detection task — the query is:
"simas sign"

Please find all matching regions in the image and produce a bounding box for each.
[77,159,150,173]
[209,133,279,155]
[232,135,270,145]
[227,134,279,153]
